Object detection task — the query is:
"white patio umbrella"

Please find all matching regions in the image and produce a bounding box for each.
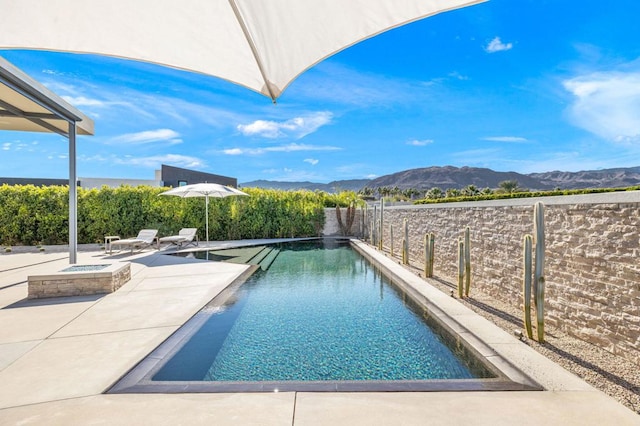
[0,0,485,102]
[160,183,248,243]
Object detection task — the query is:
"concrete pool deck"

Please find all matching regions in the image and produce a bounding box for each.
[0,240,637,425]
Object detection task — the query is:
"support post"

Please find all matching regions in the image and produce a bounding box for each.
[68,122,77,264]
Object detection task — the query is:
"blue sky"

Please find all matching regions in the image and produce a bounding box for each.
[2,0,640,184]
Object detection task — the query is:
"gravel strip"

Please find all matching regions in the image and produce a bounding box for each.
[413,266,640,415]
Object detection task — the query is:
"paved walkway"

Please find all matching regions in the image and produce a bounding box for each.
[0,241,637,425]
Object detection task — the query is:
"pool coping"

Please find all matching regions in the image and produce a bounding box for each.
[108,238,542,394]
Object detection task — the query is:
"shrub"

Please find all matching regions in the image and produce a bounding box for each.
[413,185,640,205]
[0,185,361,245]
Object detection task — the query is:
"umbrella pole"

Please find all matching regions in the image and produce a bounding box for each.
[205,194,209,244]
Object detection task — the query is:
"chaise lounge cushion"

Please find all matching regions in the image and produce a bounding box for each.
[159,228,198,248]
[111,229,158,253]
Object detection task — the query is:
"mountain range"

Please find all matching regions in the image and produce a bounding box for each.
[241,166,640,192]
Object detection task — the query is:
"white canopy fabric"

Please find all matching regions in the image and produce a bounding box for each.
[0,0,484,101]
[160,182,249,199]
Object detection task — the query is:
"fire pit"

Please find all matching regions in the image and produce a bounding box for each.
[28,262,131,299]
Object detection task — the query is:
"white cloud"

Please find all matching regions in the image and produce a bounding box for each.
[304,158,319,165]
[2,143,10,151]
[115,154,205,169]
[222,143,341,156]
[109,129,182,145]
[49,77,248,130]
[448,71,469,81]
[237,120,281,138]
[407,139,434,146]
[237,111,333,139]
[563,71,640,143]
[485,37,513,53]
[257,143,340,153]
[61,95,105,107]
[78,154,110,163]
[482,136,528,143]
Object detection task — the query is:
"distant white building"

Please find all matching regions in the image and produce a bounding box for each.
[0,164,238,189]
[78,170,162,189]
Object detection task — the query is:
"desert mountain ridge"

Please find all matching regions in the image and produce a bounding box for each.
[241,166,640,192]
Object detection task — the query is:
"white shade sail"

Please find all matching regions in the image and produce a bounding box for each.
[0,0,484,101]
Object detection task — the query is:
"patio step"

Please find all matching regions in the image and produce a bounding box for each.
[208,246,265,264]
[204,245,279,270]
[246,246,273,265]
[259,248,280,271]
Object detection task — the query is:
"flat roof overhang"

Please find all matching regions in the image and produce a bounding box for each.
[0,55,93,136]
[0,55,94,264]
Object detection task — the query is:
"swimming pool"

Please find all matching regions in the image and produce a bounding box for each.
[110,239,540,393]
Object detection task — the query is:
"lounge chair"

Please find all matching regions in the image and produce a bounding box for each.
[159,228,198,249]
[111,229,158,254]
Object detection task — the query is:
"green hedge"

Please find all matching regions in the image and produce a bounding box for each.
[0,185,359,246]
[413,186,640,205]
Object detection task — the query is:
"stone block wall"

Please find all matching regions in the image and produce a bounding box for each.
[359,196,640,365]
[323,207,365,237]
[111,264,131,291]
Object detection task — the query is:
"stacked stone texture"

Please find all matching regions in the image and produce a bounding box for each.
[356,202,639,365]
[323,207,364,237]
[29,264,131,299]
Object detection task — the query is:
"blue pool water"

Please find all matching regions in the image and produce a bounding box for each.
[153,240,493,383]
[61,264,109,272]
